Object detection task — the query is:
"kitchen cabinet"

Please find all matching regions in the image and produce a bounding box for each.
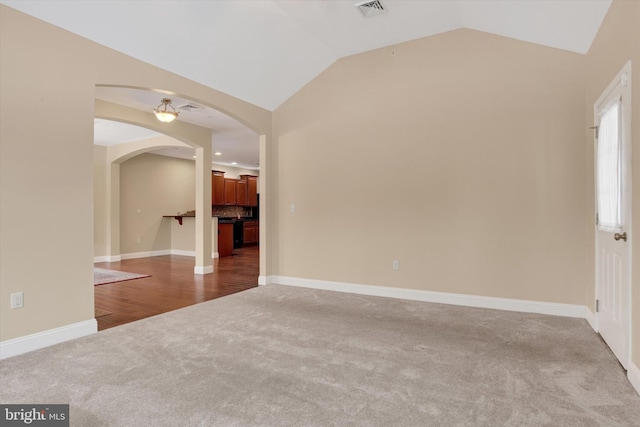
[213,174,256,207]
[224,178,237,205]
[218,223,233,257]
[243,220,258,245]
[212,171,225,206]
[240,175,258,207]
[236,180,248,206]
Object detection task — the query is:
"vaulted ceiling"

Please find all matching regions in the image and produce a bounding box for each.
[1,0,612,110]
[1,0,612,168]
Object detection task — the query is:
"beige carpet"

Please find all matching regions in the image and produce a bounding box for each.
[1,285,639,426]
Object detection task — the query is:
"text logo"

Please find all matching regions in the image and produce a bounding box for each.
[1,405,69,426]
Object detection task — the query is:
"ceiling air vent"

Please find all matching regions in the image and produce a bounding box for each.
[176,103,200,111]
[355,0,386,18]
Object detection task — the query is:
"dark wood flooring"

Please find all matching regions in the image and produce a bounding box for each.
[94,245,259,331]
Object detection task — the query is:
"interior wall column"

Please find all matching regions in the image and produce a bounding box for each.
[194,143,213,275]
[106,162,121,262]
[258,134,269,284]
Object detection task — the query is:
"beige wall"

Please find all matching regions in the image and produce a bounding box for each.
[170,218,219,255]
[119,154,195,255]
[0,7,96,339]
[93,149,261,259]
[584,0,640,368]
[273,28,587,304]
[0,5,270,342]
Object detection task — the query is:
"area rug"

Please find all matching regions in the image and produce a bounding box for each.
[93,267,150,286]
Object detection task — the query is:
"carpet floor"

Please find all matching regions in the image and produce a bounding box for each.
[1,285,639,426]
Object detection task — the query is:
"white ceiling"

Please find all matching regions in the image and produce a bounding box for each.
[2,0,612,167]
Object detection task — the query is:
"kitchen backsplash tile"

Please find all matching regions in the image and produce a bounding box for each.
[212,206,252,218]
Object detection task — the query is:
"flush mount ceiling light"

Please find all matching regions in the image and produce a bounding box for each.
[153,98,179,123]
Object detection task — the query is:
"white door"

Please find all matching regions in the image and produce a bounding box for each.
[594,61,632,369]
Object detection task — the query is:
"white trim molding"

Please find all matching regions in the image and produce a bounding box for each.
[258,275,274,286]
[272,276,587,319]
[121,250,171,260]
[585,307,598,332]
[628,362,640,396]
[93,255,122,263]
[170,249,195,257]
[194,265,214,275]
[115,250,219,260]
[0,319,97,360]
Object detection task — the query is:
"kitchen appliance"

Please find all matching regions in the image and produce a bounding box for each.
[252,194,259,219]
[233,220,244,249]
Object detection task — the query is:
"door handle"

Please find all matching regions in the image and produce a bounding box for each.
[614,232,627,242]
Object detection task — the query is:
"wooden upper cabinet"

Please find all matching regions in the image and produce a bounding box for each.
[224,178,237,205]
[236,180,248,206]
[240,175,258,207]
[214,173,256,207]
[212,171,225,206]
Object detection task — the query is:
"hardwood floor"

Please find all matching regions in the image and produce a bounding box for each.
[94,246,259,331]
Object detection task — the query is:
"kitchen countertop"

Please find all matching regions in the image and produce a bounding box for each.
[163,215,257,225]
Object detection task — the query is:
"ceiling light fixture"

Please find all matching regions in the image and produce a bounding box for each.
[153,98,179,123]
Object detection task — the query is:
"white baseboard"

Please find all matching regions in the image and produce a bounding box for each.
[0,319,97,360]
[628,362,640,396]
[117,250,219,259]
[121,250,171,260]
[194,265,214,275]
[272,276,586,319]
[585,307,598,332]
[93,255,122,263]
[171,250,219,258]
[258,275,274,286]
[170,249,195,257]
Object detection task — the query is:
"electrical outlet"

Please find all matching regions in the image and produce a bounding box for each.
[136,237,141,244]
[392,260,399,271]
[290,203,296,213]
[11,292,24,309]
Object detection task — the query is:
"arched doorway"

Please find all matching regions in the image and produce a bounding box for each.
[92,87,265,329]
